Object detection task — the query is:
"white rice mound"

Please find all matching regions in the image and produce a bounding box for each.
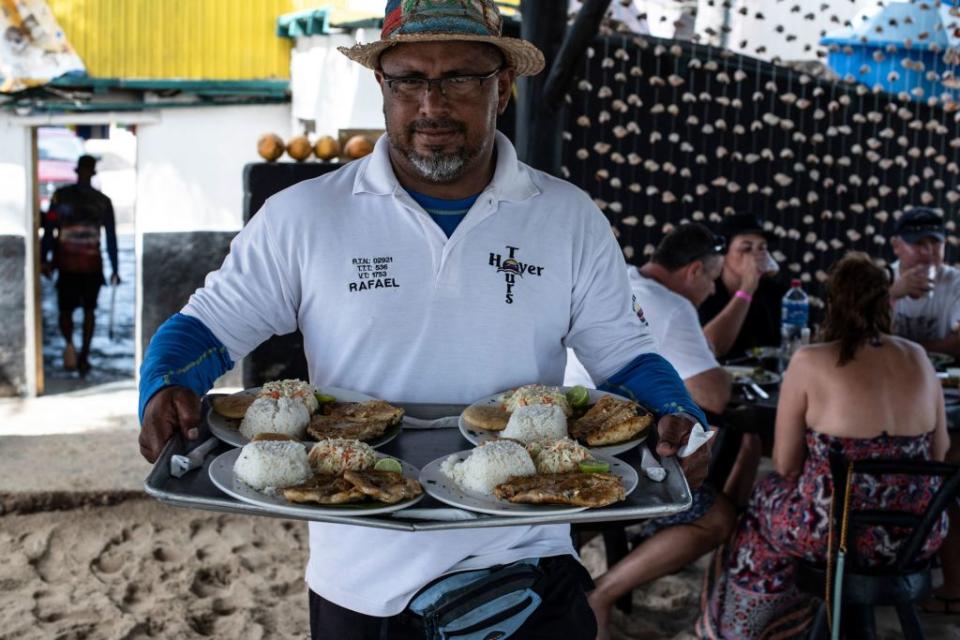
[259,379,319,414]
[240,396,311,440]
[308,438,377,474]
[500,404,568,443]
[441,440,536,495]
[233,440,311,492]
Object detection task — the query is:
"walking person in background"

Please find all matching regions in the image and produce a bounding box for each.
[40,154,120,374]
[699,213,786,359]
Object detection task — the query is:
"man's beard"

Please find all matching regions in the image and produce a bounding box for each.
[391,118,480,184]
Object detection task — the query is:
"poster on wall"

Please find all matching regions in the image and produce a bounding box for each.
[0,0,84,93]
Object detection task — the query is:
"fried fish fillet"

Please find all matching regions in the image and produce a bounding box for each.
[342,469,423,504]
[281,474,365,504]
[307,400,405,441]
[494,473,625,508]
[307,415,392,441]
[321,401,405,424]
[568,396,653,446]
[251,432,295,442]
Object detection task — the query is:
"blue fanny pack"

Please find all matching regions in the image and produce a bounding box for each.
[408,559,542,640]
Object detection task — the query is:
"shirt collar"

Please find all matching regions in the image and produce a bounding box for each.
[354,131,540,204]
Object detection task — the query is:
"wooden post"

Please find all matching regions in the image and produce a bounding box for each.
[517,0,613,175]
[516,0,569,174]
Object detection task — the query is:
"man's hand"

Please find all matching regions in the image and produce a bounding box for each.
[139,386,201,462]
[655,413,711,490]
[110,272,121,286]
[890,264,932,300]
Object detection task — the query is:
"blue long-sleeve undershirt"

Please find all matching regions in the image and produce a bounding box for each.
[138,316,707,431]
[600,353,709,429]
[138,313,233,423]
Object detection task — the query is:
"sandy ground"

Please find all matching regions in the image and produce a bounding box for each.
[1,384,958,639]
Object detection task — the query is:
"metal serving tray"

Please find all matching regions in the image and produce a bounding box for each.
[144,400,692,531]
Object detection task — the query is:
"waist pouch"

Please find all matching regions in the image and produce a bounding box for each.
[408,558,542,640]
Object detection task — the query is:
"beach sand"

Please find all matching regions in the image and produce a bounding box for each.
[3,498,958,639]
[0,499,309,640]
[0,398,956,640]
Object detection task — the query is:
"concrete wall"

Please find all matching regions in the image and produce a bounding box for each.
[136,104,292,388]
[136,104,292,234]
[290,30,384,134]
[0,117,31,396]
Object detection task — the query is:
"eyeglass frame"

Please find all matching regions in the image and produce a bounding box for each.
[378,66,504,100]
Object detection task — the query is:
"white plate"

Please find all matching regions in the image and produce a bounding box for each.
[207,386,400,449]
[722,366,781,387]
[458,387,650,457]
[208,448,424,517]
[419,450,639,517]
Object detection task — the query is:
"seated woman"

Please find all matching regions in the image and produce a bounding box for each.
[698,252,950,639]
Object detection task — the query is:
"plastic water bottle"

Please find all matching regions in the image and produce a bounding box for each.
[780,279,809,364]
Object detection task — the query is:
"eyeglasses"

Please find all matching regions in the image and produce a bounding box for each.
[380,67,503,101]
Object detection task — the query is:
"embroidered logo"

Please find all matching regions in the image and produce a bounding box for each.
[488,245,544,304]
[348,256,399,292]
[632,294,649,327]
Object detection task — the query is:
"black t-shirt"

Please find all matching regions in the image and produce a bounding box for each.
[698,277,788,358]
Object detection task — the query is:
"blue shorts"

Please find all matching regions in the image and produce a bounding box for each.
[632,484,717,540]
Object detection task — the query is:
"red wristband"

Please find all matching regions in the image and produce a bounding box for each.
[734,290,753,303]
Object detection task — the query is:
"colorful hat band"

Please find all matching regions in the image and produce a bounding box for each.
[382,0,502,40]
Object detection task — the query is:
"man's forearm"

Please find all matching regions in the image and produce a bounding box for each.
[685,367,732,416]
[600,353,709,428]
[139,313,233,422]
[703,297,750,358]
[920,334,960,360]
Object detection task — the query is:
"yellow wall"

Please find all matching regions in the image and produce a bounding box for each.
[46,0,520,81]
[47,0,305,81]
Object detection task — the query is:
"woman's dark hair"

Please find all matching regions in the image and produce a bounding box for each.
[820,252,891,366]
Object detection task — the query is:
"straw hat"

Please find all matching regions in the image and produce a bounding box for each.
[339,0,545,76]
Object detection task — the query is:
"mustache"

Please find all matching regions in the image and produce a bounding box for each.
[407,118,467,135]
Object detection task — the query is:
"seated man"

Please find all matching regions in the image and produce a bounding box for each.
[888,208,960,614]
[573,224,737,640]
[888,207,960,359]
[698,213,785,359]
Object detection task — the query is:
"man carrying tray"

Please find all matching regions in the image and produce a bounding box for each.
[138,2,711,638]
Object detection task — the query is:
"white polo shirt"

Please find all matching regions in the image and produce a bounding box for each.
[565,266,718,387]
[892,261,960,343]
[626,267,719,380]
[183,132,657,616]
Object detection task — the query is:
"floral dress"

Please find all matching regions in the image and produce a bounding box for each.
[697,429,947,639]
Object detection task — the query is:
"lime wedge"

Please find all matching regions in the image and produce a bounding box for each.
[578,460,610,474]
[374,458,402,473]
[315,392,337,405]
[567,385,590,409]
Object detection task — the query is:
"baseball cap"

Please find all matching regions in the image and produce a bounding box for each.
[75,154,97,174]
[717,213,776,244]
[894,208,945,244]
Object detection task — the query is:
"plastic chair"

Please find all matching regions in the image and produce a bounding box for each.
[795,453,960,640]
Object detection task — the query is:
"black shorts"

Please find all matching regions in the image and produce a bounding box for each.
[57,272,103,312]
[308,555,597,640]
